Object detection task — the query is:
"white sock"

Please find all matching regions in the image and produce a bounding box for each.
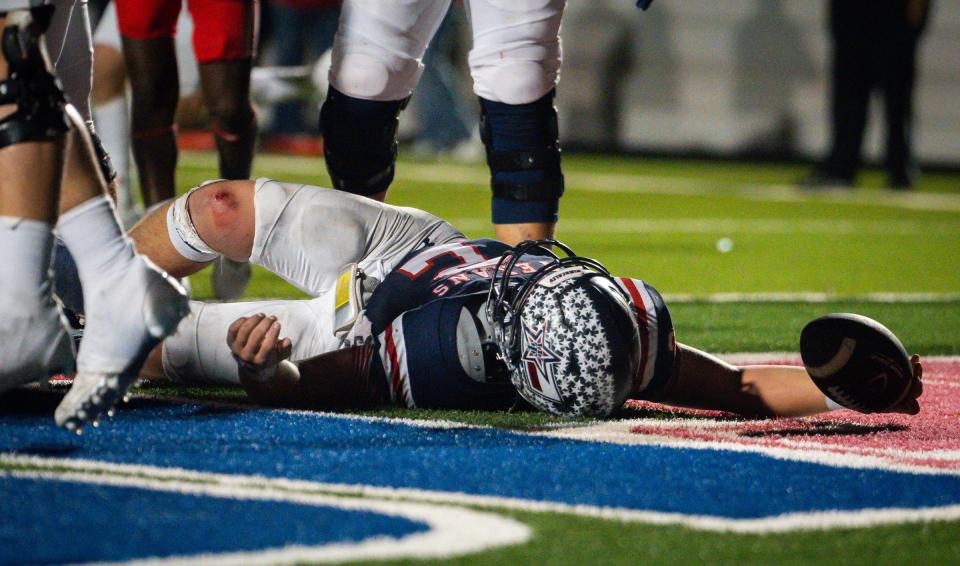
[56,196,136,293]
[93,96,137,220]
[0,216,54,298]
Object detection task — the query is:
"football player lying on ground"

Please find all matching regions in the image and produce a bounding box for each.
[87,178,920,418]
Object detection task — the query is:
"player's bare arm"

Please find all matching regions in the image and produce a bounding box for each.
[648,345,923,418]
[227,314,386,411]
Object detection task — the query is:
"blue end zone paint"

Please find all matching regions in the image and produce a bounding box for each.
[0,475,426,566]
[3,404,960,519]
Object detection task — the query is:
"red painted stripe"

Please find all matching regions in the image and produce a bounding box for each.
[384,324,404,402]
[624,358,960,471]
[620,278,650,393]
[527,361,542,391]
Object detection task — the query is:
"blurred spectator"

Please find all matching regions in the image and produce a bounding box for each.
[116,0,259,300]
[408,5,479,160]
[267,0,340,139]
[804,0,932,190]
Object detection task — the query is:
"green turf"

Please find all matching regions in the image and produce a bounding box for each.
[672,301,960,355]
[179,151,960,298]
[165,151,960,565]
[359,511,960,566]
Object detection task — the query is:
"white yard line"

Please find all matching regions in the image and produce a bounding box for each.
[663,292,960,303]
[6,368,960,540]
[185,152,960,213]
[448,216,960,236]
[3,467,530,565]
[389,161,960,213]
[4,454,960,535]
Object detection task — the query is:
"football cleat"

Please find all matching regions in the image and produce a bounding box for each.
[211,257,251,300]
[55,258,189,429]
[487,240,641,417]
[0,291,75,395]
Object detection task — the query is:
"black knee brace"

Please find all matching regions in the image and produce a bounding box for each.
[0,7,70,150]
[479,90,564,204]
[319,86,408,196]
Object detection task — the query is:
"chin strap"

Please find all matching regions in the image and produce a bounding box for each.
[0,7,70,150]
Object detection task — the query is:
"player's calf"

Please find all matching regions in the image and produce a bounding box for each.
[479,90,563,244]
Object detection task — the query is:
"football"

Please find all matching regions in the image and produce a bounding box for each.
[799,313,914,413]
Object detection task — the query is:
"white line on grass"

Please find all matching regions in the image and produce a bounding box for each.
[234,293,960,306]
[188,152,960,213]
[447,216,960,236]
[388,161,960,212]
[3,468,530,565]
[5,373,960,540]
[662,292,960,303]
[4,454,960,535]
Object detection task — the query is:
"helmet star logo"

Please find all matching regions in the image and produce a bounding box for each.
[520,321,562,401]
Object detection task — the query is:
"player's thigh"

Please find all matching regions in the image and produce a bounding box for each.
[465,0,564,104]
[330,0,451,101]
[114,0,180,40]
[162,298,334,386]
[186,0,256,64]
[250,179,464,295]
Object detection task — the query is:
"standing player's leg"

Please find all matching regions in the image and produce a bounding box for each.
[467,0,565,245]
[0,6,75,393]
[320,0,451,201]
[188,0,258,299]
[0,4,189,428]
[115,0,180,207]
[91,0,139,226]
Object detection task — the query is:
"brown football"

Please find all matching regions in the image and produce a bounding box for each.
[800,313,913,413]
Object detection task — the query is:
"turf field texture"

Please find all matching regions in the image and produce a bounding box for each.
[4,152,959,565]
[183,151,960,565]
[180,151,960,354]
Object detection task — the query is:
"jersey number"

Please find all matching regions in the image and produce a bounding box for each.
[396,243,487,280]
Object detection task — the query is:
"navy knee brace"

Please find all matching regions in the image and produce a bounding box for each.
[319,86,407,196]
[480,90,564,225]
[0,7,70,150]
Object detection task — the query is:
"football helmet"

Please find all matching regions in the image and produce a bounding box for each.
[486,240,641,417]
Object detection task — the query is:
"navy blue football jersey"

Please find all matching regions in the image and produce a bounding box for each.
[364,239,676,410]
[364,238,541,334]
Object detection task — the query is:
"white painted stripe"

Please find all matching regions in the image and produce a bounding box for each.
[244,293,960,306]
[3,468,530,565]
[718,353,958,364]
[385,160,960,213]
[530,423,960,478]
[3,454,959,535]
[663,292,960,303]
[184,152,960,213]
[447,217,960,236]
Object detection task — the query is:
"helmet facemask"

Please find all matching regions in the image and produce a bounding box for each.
[486,240,642,417]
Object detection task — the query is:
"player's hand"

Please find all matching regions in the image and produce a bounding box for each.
[227,314,293,379]
[889,354,923,415]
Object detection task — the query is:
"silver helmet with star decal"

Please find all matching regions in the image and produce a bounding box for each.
[486,240,642,417]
